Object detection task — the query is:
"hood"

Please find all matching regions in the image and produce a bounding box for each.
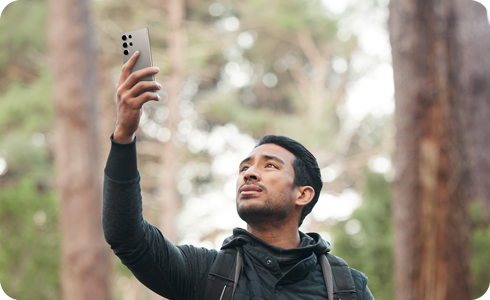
[221,227,331,257]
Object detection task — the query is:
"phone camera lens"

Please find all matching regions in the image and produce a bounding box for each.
[124,50,129,55]
[123,42,128,48]
[122,35,127,41]
[128,35,132,39]
[129,42,133,46]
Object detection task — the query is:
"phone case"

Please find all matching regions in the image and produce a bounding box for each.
[120,27,154,82]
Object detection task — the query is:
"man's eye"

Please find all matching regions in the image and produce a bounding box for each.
[240,166,249,172]
[266,163,276,168]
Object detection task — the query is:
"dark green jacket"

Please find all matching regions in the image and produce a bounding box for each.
[220,228,374,300]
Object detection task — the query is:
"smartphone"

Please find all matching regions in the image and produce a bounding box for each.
[120,27,154,82]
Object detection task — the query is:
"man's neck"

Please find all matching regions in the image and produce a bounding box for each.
[246,221,301,249]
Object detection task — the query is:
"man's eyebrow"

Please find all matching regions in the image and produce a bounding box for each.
[262,154,285,166]
[239,156,252,168]
[238,154,286,168]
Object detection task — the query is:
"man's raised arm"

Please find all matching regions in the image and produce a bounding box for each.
[103,49,161,245]
[101,53,216,299]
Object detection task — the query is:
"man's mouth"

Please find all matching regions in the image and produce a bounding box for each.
[239,184,264,195]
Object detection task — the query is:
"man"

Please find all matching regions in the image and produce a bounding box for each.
[103,52,374,299]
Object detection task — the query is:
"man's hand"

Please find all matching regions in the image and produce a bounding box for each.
[114,51,161,143]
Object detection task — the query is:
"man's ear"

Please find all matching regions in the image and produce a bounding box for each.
[295,186,315,207]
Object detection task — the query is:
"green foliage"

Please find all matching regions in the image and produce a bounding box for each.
[0,68,53,135]
[0,68,54,182]
[0,2,57,297]
[0,0,47,85]
[0,178,61,300]
[469,200,490,299]
[0,0,47,52]
[203,93,274,136]
[331,172,394,300]
[0,134,53,182]
[268,0,310,30]
[203,94,339,148]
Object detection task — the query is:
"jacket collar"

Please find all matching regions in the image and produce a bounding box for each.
[221,227,332,258]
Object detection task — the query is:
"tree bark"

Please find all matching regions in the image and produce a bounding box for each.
[389,0,471,299]
[151,0,187,298]
[48,0,112,299]
[157,0,187,243]
[458,1,490,216]
[157,0,186,246]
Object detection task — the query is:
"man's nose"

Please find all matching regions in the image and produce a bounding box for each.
[244,167,259,181]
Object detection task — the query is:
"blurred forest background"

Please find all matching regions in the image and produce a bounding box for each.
[0,0,489,299]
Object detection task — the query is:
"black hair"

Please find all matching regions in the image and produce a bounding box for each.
[255,135,323,227]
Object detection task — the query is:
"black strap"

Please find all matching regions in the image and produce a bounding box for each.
[203,248,241,300]
[319,254,334,300]
[326,253,358,300]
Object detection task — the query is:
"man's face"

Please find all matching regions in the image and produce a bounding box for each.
[236,143,297,225]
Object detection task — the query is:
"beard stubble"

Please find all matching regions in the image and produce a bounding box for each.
[236,188,294,225]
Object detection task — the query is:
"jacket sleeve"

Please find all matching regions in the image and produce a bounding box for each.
[350,268,375,300]
[102,136,217,299]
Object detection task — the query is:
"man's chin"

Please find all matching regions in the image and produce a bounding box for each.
[237,204,274,224]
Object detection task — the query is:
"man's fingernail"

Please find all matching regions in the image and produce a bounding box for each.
[153,67,160,72]
[157,94,161,99]
[156,82,162,89]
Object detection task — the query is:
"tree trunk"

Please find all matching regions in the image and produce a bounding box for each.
[157,0,187,244]
[97,55,117,166]
[48,0,112,299]
[458,1,490,216]
[151,0,187,298]
[389,0,471,299]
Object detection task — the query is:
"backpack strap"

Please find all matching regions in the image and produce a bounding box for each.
[203,247,242,300]
[233,248,242,295]
[323,253,358,300]
[319,254,334,300]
